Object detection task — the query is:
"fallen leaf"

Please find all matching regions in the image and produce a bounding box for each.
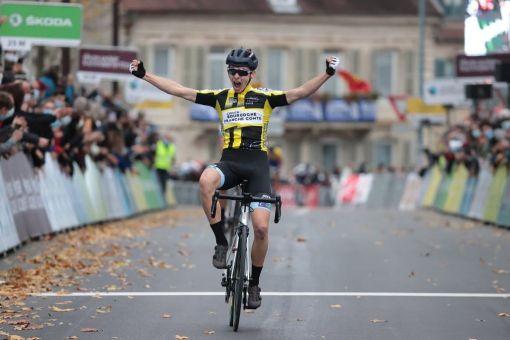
[330,304,342,308]
[67,337,79,339]
[55,301,73,305]
[492,268,510,275]
[203,330,215,335]
[297,318,305,321]
[176,335,189,340]
[80,328,99,332]
[498,312,510,317]
[96,305,112,314]
[50,306,75,312]
[369,319,388,323]
[296,237,307,243]
[162,313,172,318]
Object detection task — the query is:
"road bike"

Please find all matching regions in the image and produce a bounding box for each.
[211,180,281,331]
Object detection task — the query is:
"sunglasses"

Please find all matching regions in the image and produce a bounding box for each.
[227,68,251,77]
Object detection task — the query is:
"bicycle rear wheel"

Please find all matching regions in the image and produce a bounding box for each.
[232,225,246,331]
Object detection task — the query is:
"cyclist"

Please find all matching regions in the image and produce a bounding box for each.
[130,48,339,309]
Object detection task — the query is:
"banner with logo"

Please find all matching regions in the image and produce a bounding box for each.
[286,99,323,121]
[468,166,492,220]
[443,164,469,214]
[497,174,510,227]
[0,166,20,253]
[77,46,137,84]
[0,2,82,50]
[0,153,52,240]
[399,173,422,211]
[459,176,477,216]
[71,163,94,225]
[39,154,79,232]
[353,174,374,204]
[422,165,442,207]
[484,165,507,223]
[324,99,376,122]
[84,156,108,221]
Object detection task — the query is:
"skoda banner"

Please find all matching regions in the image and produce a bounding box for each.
[0,1,82,50]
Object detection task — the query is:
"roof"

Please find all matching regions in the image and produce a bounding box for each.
[121,0,442,17]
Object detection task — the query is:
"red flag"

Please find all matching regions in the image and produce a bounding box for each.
[337,70,372,94]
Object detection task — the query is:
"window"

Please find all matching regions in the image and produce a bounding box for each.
[374,142,392,168]
[434,58,455,78]
[265,48,286,90]
[403,51,415,95]
[320,50,345,97]
[153,47,172,77]
[321,144,337,173]
[208,47,230,89]
[373,50,397,97]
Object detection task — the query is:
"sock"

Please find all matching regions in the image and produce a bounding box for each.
[210,221,228,246]
[221,208,226,223]
[250,265,263,286]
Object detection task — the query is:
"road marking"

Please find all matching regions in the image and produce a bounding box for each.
[33,291,510,298]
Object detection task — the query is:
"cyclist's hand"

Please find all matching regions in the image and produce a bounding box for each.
[325,56,340,76]
[129,59,146,79]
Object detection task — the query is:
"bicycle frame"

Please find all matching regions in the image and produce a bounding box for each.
[211,180,281,331]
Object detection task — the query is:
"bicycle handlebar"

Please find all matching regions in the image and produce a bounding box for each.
[211,190,282,223]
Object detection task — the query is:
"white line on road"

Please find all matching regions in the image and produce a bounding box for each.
[33,292,510,298]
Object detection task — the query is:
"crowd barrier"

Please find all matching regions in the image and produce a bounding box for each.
[0,153,174,255]
[2,155,508,255]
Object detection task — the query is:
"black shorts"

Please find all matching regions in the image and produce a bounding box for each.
[209,149,272,203]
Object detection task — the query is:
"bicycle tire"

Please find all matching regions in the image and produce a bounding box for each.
[232,225,246,331]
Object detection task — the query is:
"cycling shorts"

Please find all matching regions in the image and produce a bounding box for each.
[209,149,272,210]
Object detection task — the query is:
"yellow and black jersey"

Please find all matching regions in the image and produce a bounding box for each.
[195,84,288,152]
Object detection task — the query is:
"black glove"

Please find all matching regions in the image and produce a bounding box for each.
[325,56,340,76]
[129,60,146,79]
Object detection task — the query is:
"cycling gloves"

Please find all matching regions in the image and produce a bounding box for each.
[129,60,146,79]
[326,56,340,76]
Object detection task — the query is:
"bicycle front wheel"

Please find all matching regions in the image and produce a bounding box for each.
[232,225,246,331]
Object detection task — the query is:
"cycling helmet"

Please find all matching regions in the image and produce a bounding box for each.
[225,48,258,70]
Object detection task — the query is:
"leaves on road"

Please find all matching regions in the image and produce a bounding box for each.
[203,330,215,335]
[162,313,172,319]
[369,319,388,323]
[330,304,342,309]
[498,312,510,317]
[175,335,189,340]
[80,328,99,332]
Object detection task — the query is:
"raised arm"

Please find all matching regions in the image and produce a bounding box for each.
[285,56,339,104]
[129,59,198,102]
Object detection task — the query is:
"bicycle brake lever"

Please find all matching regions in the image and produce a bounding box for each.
[211,190,219,218]
[274,196,281,223]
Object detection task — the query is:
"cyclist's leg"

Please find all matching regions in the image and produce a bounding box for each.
[250,207,271,267]
[199,166,222,224]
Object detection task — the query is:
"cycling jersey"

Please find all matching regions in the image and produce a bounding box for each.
[195,84,288,152]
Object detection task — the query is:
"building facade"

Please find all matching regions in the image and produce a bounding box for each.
[117,0,463,178]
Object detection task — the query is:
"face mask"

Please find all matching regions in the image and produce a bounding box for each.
[54,100,65,109]
[484,129,494,139]
[32,89,40,101]
[502,120,510,130]
[0,107,14,121]
[449,139,463,152]
[471,129,481,138]
[61,116,72,126]
[494,128,505,140]
[43,108,55,115]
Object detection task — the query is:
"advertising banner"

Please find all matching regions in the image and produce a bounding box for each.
[484,165,507,223]
[434,173,452,210]
[275,183,296,207]
[469,166,492,220]
[71,163,94,225]
[497,174,510,227]
[456,53,510,77]
[339,174,360,204]
[286,99,323,121]
[0,153,51,240]
[459,176,478,216]
[366,173,391,209]
[0,166,20,253]
[398,173,422,211]
[84,156,107,221]
[77,46,137,84]
[101,167,126,219]
[324,99,376,122]
[0,1,82,50]
[422,165,442,207]
[303,184,320,207]
[39,155,79,232]
[443,164,469,214]
[353,174,374,204]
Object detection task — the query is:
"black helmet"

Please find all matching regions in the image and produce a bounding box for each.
[225,48,258,70]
